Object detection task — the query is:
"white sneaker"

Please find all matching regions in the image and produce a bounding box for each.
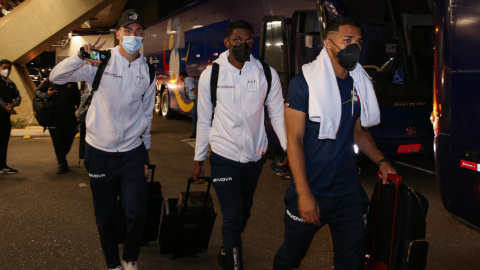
[121,260,137,270]
[109,267,122,270]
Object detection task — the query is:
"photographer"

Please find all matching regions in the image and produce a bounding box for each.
[49,9,155,270]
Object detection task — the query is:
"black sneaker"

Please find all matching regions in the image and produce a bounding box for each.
[190,133,196,139]
[0,166,18,174]
[217,247,227,270]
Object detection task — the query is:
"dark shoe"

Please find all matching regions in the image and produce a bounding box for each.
[56,166,70,174]
[0,166,18,174]
[217,247,227,270]
[189,133,196,139]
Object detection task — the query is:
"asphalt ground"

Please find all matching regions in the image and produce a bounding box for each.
[1,114,479,270]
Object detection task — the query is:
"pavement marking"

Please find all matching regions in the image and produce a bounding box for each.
[393,161,436,175]
[79,183,90,188]
[23,135,31,139]
[182,138,210,156]
[33,138,51,140]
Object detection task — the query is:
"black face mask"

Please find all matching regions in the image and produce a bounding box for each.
[231,42,251,63]
[330,41,361,70]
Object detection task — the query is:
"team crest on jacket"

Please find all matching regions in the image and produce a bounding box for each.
[247,80,257,92]
[129,12,138,20]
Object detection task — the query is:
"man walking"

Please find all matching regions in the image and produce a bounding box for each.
[35,79,80,174]
[50,9,155,270]
[191,20,288,270]
[0,59,20,174]
[273,17,397,270]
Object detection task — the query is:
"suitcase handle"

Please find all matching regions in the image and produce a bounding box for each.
[183,177,213,215]
[377,171,402,186]
[148,164,155,183]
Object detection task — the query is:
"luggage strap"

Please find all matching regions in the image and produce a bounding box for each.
[209,61,272,127]
[91,50,111,92]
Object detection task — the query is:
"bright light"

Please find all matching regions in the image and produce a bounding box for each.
[266,43,271,46]
[272,21,282,26]
[192,25,203,29]
[354,144,359,154]
[276,43,283,46]
[169,30,177,34]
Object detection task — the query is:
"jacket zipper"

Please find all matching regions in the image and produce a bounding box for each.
[238,70,245,161]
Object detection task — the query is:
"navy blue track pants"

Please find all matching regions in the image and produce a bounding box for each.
[274,188,370,270]
[209,152,267,249]
[84,143,148,269]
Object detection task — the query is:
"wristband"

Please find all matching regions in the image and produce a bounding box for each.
[377,158,390,166]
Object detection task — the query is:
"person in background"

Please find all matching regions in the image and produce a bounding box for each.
[0,59,21,174]
[35,78,80,174]
[179,70,198,138]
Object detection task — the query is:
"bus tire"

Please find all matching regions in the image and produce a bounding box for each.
[154,92,162,115]
[161,90,176,119]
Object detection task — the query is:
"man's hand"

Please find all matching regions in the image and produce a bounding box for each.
[77,35,107,64]
[191,161,205,184]
[5,103,13,112]
[47,88,58,97]
[379,161,398,185]
[277,156,290,178]
[10,109,17,115]
[298,192,321,226]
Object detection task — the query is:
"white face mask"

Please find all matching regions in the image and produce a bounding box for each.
[121,34,144,54]
[0,69,10,78]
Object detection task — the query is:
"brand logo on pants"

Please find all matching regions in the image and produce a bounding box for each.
[286,210,305,223]
[89,173,106,178]
[213,177,232,182]
[233,247,239,270]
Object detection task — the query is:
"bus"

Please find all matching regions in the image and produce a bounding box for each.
[432,0,480,230]
[143,0,435,156]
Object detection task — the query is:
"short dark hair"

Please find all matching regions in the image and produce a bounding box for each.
[227,20,254,38]
[180,71,188,77]
[0,59,12,66]
[325,16,361,34]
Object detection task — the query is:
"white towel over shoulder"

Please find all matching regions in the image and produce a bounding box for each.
[302,49,381,140]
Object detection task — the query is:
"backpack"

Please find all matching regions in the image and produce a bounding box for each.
[209,62,272,126]
[76,50,156,121]
[32,81,55,130]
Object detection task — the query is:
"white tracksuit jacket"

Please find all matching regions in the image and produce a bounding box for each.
[49,46,156,152]
[194,51,287,163]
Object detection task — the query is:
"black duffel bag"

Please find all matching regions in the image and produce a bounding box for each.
[32,96,54,129]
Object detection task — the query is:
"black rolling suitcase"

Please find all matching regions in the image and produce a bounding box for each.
[116,164,163,245]
[365,172,429,270]
[159,177,217,258]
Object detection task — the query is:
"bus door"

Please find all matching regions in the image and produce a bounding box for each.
[290,10,326,79]
[259,15,289,151]
[259,16,289,95]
